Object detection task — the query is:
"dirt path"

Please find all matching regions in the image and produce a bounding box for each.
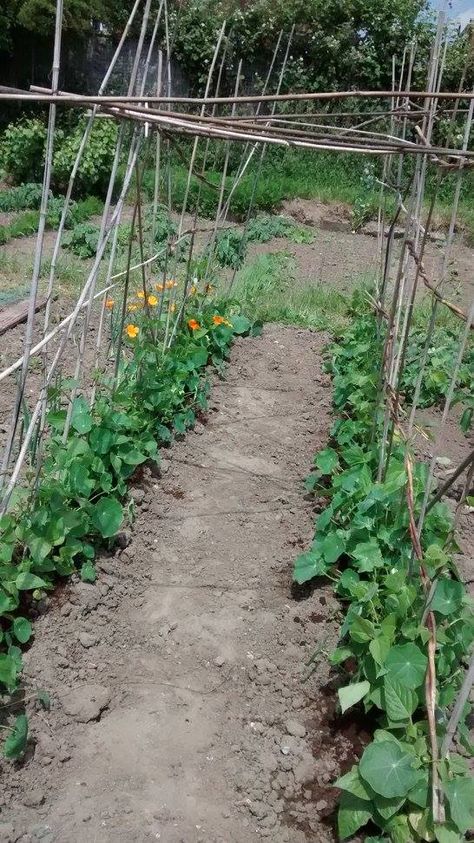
[0,325,362,843]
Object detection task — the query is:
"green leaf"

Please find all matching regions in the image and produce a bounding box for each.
[293,550,327,584]
[230,314,251,335]
[69,462,94,497]
[89,426,114,455]
[430,579,464,617]
[3,714,28,759]
[359,740,421,798]
[408,772,429,808]
[434,823,463,843]
[37,690,51,710]
[374,794,406,820]
[444,776,474,834]
[335,765,371,800]
[315,505,333,530]
[408,810,435,840]
[90,496,123,538]
[349,615,376,643]
[0,653,18,690]
[15,572,48,591]
[370,635,391,666]
[0,589,17,614]
[352,539,384,572]
[80,561,97,583]
[71,396,93,434]
[189,346,208,368]
[314,448,339,475]
[336,568,360,597]
[384,814,412,843]
[156,423,171,443]
[383,676,418,721]
[28,535,52,563]
[338,681,370,714]
[322,532,346,564]
[12,617,32,644]
[329,646,353,666]
[385,643,427,689]
[337,791,372,839]
[121,448,147,466]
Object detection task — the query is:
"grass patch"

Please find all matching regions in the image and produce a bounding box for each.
[142,147,474,239]
[231,251,362,332]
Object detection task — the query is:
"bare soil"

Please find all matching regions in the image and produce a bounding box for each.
[1,199,473,310]
[0,199,472,843]
[0,325,360,843]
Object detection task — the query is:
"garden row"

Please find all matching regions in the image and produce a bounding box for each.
[294,304,473,842]
[0,283,257,757]
[0,189,103,246]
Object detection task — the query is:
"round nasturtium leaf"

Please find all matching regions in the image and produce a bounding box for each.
[359,740,421,798]
[430,579,464,617]
[384,643,427,689]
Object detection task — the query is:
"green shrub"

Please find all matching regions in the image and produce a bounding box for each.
[44,195,103,229]
[145,204,177,245]
[70,195,104,225]
[63,220,130,259]
[7,210,39,238]
[213,229,245,269]
[246,214,313,244]
[0,183,43,212]
[52,119,118,196]
[0,119,49,183]
[62,222,101,258]
[0,195,103,245]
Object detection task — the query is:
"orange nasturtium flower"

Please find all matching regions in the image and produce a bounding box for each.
[126,324,139,339]
[136,290,145,299]
[155,283,164,292]
[148,294,158,306]
[187,318,200,331]
[105,298,114,310]
[212,314,232,327]
[165,279,178,290]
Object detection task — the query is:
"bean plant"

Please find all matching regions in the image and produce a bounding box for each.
[294,311,474,842]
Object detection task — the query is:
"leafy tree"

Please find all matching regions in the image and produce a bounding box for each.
[0,0,18,52]
[17,0,105,35]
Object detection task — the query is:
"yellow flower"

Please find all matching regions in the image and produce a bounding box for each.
[155,283,164,292]
[148,294,158,306]
[128,303,139,312]
[137,290,145,299]
[105,298,114,310]
[189,284,197,296]
[126,324,139,339]
[169,302,176,313]
[187,319,200,331]
[165,279,178,290]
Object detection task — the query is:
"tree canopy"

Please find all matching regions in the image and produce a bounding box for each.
[0,0,472,94]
